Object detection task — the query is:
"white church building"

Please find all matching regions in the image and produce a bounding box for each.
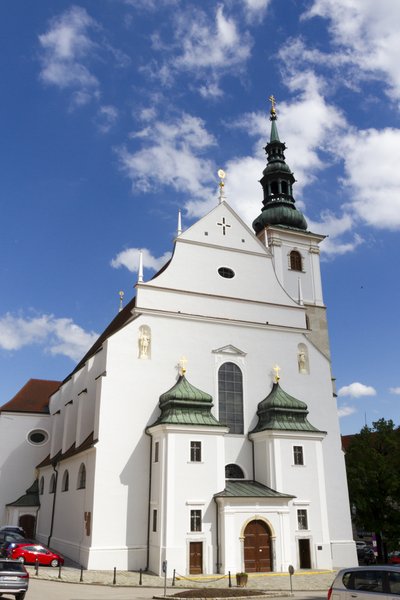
[0,104,357,576]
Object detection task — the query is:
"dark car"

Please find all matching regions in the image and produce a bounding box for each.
[357,545,377,565]
[0,533,35,558]
[0,558,29,600]
[7,542,64,567]
[0,526,26,536]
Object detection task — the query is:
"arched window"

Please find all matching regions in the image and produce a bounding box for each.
[290,250,302,271]
[49,474,56,494]
[225,464,245,479]
[39,476,44,495]
[61,470,69,492]
[271,181,279,195]
[77,463,86,490]
[218,362,244,434]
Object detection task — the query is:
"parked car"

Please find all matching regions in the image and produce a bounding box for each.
[0,536,36,558]
[0,558,29,600]
[0,526,25,536]
[328,566,400,599]
[7,542,64,567]
[356,541,369,549]
[388,551,400,565]
[357,546,377,565]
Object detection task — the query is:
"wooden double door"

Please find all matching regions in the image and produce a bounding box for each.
[244,520,272,572]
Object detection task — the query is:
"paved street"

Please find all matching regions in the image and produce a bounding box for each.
[8,579,328,600]
[8,564,333,600]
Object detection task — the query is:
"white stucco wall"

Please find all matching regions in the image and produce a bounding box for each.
[0,412,51,525]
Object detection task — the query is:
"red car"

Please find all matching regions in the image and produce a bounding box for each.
[7,543,64,567]
[389,552,400,564]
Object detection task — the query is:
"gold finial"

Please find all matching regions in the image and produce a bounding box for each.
[268,94,277,117]
[273,364,281,383]
[179,356,188,376]
[118,290,124,312]
[218,169,226,203]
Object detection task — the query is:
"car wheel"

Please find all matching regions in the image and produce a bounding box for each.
[17,556,24,563]
[50,558,58,567]
[15,593,26,600]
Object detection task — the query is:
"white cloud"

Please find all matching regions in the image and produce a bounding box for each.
[304,0,400,104]
[307,212,363,257]
[145,5,253,95]
[0,313,98,362]
[38,6,99,103]
[111,248,171,272]
[389,387,400,395]
[116,112,216,199]
[338,382,377,398]
[341,128,400,229]
[175,6,252,72]
[338,405,357,418]
[95,105,119,133]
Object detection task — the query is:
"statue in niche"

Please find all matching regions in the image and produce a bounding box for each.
[139,327,151,359]
[298,348,308,374]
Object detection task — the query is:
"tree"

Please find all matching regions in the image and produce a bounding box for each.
[345,418,400,557]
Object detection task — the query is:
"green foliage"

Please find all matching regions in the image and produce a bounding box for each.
[345,418,400,547]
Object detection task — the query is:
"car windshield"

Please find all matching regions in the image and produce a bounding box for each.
[0,562,25,572]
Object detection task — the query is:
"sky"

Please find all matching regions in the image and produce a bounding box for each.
[0,0,399,435]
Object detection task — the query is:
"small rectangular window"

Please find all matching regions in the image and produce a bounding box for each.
[293,446,304,465]
[154,441,159,463]
[190,509,202,532]
[297,509,308,530]
[190,441,201,462]
[153,509,157,533]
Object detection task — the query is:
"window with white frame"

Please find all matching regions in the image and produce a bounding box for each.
[190,441,202,462]
[77,463,86,489]
[293,445,304,465]
[190,509,202,532]
[297,509,308,530]
[154,441,159,463]
[218,362,244,434]
[49,473,56,494]
[153,509,157,532]
[61,469,69,492]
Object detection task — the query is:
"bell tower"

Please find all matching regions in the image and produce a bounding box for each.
[252,97,330,360]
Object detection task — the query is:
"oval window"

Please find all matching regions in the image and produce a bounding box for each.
[218,267,235,279]
[27,429,48,445]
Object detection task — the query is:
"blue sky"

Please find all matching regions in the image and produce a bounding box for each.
[1,0,399,435]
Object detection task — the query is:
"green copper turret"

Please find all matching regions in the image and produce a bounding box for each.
[252,99,308,233]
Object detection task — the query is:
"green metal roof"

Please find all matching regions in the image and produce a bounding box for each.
[250,382,323,434]
[253,111,308,233]
[148,375,224,428]
[270,118,280,143]
[215,480,294,499]
[6,480,40,507]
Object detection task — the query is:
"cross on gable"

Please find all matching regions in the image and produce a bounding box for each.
[217,216,231,235]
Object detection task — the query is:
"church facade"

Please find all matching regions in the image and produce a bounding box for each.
[1,106,357,576]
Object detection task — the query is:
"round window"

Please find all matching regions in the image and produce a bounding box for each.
[218,267,235,279]
[27,430,48,445]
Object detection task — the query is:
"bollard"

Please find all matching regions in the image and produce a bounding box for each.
[80,566,84,582]
[139,568,143,586]
[113,566,116,585]
[172,569,176,587]
[288,565,295,594]
[58,564,62,579]
[35,559,39,575]
[228,571,232,588]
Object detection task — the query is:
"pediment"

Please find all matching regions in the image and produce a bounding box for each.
[212,345,247,357]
